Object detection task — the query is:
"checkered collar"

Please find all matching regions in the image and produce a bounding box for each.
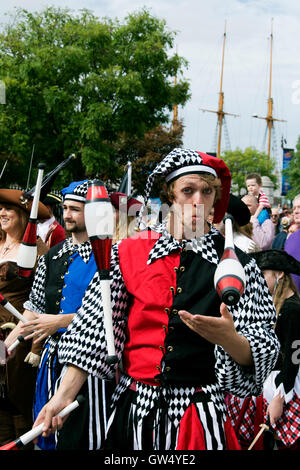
[147,222,220,265]
[52,238,93,264]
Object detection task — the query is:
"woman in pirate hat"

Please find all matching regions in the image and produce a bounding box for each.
[0,188,49,448]
[228,249,300,450]
[32,148,279,450]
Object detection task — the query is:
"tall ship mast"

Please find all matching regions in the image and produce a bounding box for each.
[173,67,178,124]
[252,18,286,160]
[200,21,239,157]
[173,45,178,127]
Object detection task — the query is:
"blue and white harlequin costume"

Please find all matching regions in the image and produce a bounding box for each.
[24,180,114,450]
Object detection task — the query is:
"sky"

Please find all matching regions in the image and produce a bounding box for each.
[0,0,300,170]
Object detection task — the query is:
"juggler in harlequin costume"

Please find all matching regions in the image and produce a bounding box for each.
[5,180,115,450]
[33,149,280,450]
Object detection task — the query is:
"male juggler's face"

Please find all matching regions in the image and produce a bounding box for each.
[169,174,217,239]
[63,200,86,233]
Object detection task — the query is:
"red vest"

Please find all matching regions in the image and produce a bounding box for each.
[118,230,222,388]
[119,231,180,386]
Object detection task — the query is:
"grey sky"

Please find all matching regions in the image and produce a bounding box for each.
[1,0,299,167]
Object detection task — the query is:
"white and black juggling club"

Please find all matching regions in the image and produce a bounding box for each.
[214,215,246,306]
[17,163,45,279]
[84,179,117,365]
[0,395,85,450]
[0,293,28,324]
[0,292,28,353]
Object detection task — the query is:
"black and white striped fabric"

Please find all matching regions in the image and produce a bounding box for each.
[55,367,114,450]
[106,379,233,450]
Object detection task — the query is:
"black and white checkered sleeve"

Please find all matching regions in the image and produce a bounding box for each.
[57,243,129,380]
[214,258,280,397]
[23,255,47,314]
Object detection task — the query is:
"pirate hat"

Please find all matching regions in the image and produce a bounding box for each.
[227,194,251,227]
[0,189,50,219]
[250,249,300,275]
[141,148,231,223]
[42,192,63,206]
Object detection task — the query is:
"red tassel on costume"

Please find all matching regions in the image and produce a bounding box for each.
[176,404,206,450]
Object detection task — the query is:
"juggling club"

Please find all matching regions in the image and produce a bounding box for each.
[0,395,85,450]
[214,215,246,306]
[84,179,117,365]
[17,163,45,278]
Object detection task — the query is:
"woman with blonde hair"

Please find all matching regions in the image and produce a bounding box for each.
[110,192,142,243]
[0,188,49,448]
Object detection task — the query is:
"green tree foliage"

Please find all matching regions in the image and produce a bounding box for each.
[222,147,277,195]
[114,120,184,196]
[0,7,190,188]
[284,136,300,200]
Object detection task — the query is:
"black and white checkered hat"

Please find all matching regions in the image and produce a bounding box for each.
[61,180,90,203]
[140,148,231,224]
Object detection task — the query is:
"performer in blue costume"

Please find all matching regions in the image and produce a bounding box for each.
[6,180,115,450]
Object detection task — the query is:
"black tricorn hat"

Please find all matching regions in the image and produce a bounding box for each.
[250,249,300,275]
[227,194,251,227]
[42,192,63,206]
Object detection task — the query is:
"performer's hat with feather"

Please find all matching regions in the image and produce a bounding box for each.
[0,188,49,219]
[139,148,231,225]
